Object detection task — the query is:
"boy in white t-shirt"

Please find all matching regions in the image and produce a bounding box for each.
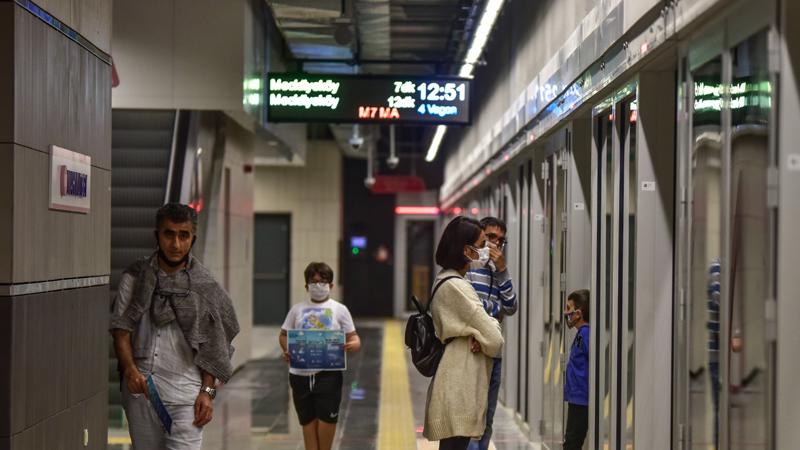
[279,262,361,450]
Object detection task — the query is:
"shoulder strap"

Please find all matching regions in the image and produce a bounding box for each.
[427,275,461,312]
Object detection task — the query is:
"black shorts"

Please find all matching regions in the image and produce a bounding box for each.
[289,371,344,425]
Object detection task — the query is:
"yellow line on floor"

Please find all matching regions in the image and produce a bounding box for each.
[108,436,132,445]
[378,320,417,450]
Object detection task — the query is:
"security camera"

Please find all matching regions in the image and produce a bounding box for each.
[349,134,365,151]
[386,155,399,169]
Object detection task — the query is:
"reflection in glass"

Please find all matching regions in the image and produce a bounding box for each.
[689,56,723,450]
[406,221,435,310]
[728,30,769,450]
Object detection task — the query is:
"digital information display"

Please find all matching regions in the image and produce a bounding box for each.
[268,73,471,125]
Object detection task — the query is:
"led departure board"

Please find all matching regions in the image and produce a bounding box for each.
[267,73,472,125]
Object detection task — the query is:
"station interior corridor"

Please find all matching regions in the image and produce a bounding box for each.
[107,322,535,450]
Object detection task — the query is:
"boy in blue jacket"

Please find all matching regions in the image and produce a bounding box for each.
[564,289,590,450]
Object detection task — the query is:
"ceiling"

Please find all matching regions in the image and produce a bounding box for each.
[265,0,481,181]
[267,0,480,75]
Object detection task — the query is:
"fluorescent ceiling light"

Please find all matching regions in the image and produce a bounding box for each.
[426,0,505,162]
[425,125,448,162]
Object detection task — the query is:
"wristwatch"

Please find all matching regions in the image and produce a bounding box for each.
[200,386,216,400]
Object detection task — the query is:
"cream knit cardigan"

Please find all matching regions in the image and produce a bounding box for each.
[423,269,504,441]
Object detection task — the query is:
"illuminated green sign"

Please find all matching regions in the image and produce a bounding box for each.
[694,80,772,112]
[267,73,472,125]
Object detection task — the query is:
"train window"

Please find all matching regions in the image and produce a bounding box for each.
[689,55,723,450]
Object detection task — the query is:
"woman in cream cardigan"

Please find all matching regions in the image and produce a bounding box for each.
[424,216,505,450]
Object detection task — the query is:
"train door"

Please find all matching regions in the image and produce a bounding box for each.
[676,3,777,448]
[503,174,521,413]
[591,83,640,450]
[529,149,547,443]
[540,133,569,448]
[517,162,531,427]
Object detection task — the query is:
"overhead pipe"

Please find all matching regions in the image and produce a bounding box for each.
[387,124,399,169]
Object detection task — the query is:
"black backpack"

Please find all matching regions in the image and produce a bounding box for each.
[405,276,460,377]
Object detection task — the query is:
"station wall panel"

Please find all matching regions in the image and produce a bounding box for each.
[198,117,255,368]
[7,144,110,284]
[12,5,112,171]
[255,141,343,309]
[0,286,108,440]
[111,0,246,111]
[0,3,12,144]
[32,0,112,54]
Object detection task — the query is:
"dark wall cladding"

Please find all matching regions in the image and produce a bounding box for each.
[0,1,112,448]
[0,286,108,442]
[1,2,112,285]
[12,4,112,170]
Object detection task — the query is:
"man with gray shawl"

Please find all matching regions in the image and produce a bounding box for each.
[110,203,240,449]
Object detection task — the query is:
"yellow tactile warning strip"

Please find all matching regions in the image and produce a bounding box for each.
[378,320,418,450]
[107,436,132,445]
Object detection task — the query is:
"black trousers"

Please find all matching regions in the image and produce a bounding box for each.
[439,436,470,450]
[564,403,588,450]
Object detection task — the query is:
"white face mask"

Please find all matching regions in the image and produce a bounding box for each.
[308,283,331,301]
[469,245,491,268]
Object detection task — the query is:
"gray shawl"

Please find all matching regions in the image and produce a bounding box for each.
[110,255,240,383]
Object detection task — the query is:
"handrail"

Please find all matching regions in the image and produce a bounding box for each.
[164,109,181,204]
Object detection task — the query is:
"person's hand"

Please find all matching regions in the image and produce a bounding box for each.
[470,336,482,353]
[281,351,291,363]
[731,336,743,353]
[344,341,358,352]
[488,242,506,272]
[124,366,148,397]
[193,391,214,427]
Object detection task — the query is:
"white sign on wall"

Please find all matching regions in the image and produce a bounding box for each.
[50,145,91,214]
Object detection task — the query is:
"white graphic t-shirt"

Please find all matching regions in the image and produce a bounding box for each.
[281,298,356,376]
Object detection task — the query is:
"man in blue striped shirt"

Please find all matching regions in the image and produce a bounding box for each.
[465,217,518,450]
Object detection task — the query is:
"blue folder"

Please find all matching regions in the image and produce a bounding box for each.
[146,375,173,434]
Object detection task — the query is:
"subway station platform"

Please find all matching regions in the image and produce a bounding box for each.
[107,322,536,450]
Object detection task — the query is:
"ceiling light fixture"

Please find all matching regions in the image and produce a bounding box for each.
[425,125,448,162]
[426,0,505,162]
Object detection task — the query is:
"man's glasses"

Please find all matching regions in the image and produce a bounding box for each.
[486,233,507,249]
[155,272,191,298]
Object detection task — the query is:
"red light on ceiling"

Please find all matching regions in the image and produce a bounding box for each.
[630,110,638,123]
[471,207,479,215]
[608,113,614,121]
[395,206,440,215]
[453,207,463,215]
[641,42,649,54]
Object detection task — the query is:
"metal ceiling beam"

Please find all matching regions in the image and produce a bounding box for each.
[294,57,460,65]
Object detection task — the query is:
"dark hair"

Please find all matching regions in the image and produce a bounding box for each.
[304,262,334,284]
[568,289,590,322]
[480,216,507,233]
[435,216,483,270]
[156,203,198,232]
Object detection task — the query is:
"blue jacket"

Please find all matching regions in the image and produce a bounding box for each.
[565,324,590,406]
